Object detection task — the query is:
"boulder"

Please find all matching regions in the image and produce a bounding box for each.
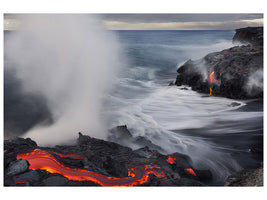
[7,159,29,176]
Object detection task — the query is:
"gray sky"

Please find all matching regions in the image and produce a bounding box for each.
[4,13,263,30]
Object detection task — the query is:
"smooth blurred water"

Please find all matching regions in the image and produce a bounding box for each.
[102,30,263,185]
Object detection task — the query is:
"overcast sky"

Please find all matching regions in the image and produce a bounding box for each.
[4,13,263,30]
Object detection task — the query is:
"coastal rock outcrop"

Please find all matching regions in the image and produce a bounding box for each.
[171,27,263,99]
[233,27,263,46]
[4,129,212,186]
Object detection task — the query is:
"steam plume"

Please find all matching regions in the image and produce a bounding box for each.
[245,69,263,96]
[5,15,121,146]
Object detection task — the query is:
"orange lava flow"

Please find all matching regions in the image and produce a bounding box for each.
[53,152,85,159]
[17,149,166,186]
[166,156,176,165]
[209,71,218,84]
[209,71,218,95]
[185,168,197,176]
[209,88,212,95]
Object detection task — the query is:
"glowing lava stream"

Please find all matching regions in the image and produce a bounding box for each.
[52,152,85,159]
[209,71,218,84]
[185,168,197,176]
[17,149,166,186]
[209,71,218,95]
[209,88,213,96]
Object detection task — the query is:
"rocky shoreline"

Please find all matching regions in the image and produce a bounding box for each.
[4,130,213,186]
[170,27,263,99]
[4,127,263,186]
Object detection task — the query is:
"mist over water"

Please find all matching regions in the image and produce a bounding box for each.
[5,15,122,145]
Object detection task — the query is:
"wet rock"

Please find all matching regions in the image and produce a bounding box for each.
[225,168,263,186]
[7,159,29,176]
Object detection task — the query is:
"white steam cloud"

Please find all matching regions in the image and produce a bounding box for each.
[5,15,122,146]
[245,69,263,96]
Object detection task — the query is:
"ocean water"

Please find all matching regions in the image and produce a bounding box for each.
[4,30,263,185]
[102,30,263,184]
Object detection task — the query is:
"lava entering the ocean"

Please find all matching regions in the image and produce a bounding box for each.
[17,149,166,186]
[185,168,197,176]
[209,71,219,95]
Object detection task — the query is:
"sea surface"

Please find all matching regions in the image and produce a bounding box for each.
[102,30,263,185]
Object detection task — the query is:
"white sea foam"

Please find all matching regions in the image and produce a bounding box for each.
[105,79,262,179]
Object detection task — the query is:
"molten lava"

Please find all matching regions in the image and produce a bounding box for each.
[209,71,218,95]
[17,149,166,186]
[53,152,85,159]
[185,168,197,176]
[16,180,26,184]
[209,71,218,84]
[222,48,230,53]
[166,156,176,165]
[209,88,212,95]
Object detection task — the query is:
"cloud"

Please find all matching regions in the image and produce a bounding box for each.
[4,13,263,30]
[101,14,263,23]
[102,18,263,30]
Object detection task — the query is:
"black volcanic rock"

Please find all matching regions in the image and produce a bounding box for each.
[4,137,37,153]
[43,175,69,186]
[6,159,29,176]
[108,125,164,152]
[233,27,263,46]
[4,132,209,186]
[225,168,263,186]
[172,27,263,99]
[4,137,38,169]
[14,170,40,184]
